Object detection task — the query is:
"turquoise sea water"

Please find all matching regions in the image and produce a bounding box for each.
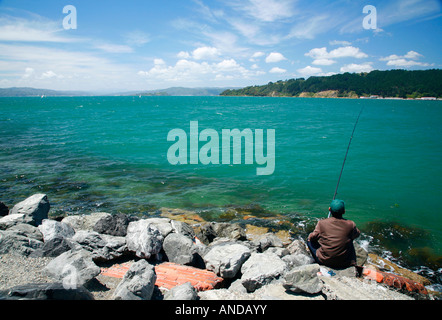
[1,96,441,282]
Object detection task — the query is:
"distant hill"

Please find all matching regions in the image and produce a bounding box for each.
[0,86,239,97]
[221,69,442,99]
[124,87,239,96]
[0,87,91,97]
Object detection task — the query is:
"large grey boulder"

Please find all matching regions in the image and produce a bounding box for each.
[44,249,101,287]
[0,214,29,230]
[251,233,284,252]
[0,229,43,256]
[163,233,198,266]
[9,194,50,226]
[125,219,163,259]
[204,243,251,279]
[283,264,323,294]
[72,230,127,262]
[164,282,198,300]
[7,223,43,241]
[170,220,196,240]
[93,213,137,237]
[38,219,75,242]
[62,212,110,232]
[113,259,157,300]
[32,236,76,258]
[0,282,94,300]
[240,252,288,292]
[143,218,174,238]
[212,222,247,241]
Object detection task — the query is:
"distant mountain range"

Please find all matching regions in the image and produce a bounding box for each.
[0,87,92,97]
[0,86,238,97]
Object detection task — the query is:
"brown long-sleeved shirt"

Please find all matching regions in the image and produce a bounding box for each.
[308,216,360,268]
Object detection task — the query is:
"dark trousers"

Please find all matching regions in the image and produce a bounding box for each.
[307,240,322,265]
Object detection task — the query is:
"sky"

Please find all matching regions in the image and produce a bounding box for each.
[0,0,441,92]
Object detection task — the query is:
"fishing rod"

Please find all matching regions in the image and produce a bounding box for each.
[328,105,365,218]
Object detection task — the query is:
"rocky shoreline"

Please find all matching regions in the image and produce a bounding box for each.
[0,193,438,300]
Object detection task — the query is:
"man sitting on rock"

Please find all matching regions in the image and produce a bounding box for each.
[307,199,360,269]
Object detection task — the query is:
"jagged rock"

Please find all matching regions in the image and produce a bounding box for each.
[170,220,196,240]
[283,264,323,294]
[9,194,50,226]
[163,233,199,266]
[196,223,217,245]
[72,230,127,262]
[287,239,310,255]
[251,232,284,252]
[319,274,413,300]
[282,253,314,268]
[38,219,75,242]
[125,219,163,259]
[93,213,137,237]
[62,212,110,232]
[212,222,247,241]
[44,249,101,287]
[31,236,77,258]
[266,247,290,257]
[0,229,43,256]
[0,282,94,300]
[8,223,43,241]
[0,214,28,230]
[113,259,156,300]
[204,243,251,278]
[143,218,174,238]
[164,282,198,300]
[240,252,288,292]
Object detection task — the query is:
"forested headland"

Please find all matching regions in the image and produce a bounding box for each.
[220,69,442,99]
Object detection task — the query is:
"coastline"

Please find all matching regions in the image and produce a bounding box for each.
[0,194,439,300]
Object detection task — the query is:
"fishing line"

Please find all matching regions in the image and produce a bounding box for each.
[328,105,365,218]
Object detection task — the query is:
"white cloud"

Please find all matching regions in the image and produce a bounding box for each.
[239,0,296,22]
[305,46,368,65]
[288,15,330,39]
[0,15,79,43]
[177,51,191,59]
[329,40,351,46]
[153,58,166,65]
[269,67,287,74]
[340,63,374,73]
[22,67,35,79]
[386,59,430,67]
[0,43,136,91]
[380,50,430,67]
[297,66,322,77]
[192,46,221,60]
[138,58,259,83]
[265,52,286,63]
[94,43,133,53]
[312,59,336,66]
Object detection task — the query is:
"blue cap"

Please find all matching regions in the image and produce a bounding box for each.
[330,199,345,215]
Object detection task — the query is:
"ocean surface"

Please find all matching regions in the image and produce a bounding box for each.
[1,96,441,283]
